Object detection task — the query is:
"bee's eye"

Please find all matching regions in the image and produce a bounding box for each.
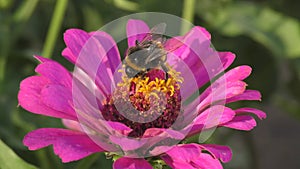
[125,67,137,77]
[126,67,132,73]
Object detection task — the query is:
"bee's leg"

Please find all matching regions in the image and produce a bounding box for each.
[161,64,169,80]
[165,72,169,80]
[141,71,147,79]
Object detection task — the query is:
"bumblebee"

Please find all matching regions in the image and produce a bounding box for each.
[124,23,181,79]
[124,39,168,78]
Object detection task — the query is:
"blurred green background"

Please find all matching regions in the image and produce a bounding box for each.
[0,0,300,169]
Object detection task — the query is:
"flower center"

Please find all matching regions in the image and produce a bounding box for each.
[101,68,183,137]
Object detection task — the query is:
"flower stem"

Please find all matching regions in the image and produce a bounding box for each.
[42,0,68,58]
[181,0,196,35]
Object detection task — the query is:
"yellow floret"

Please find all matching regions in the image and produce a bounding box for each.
[117,66,183,99]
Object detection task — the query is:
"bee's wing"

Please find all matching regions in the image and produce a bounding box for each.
[145,48,166,64]
[164,36,184,53]
[144,39,184,64]
[142,23,184,64]
[140,23,167,44]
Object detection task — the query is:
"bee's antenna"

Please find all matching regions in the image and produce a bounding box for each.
[135,40,139,46]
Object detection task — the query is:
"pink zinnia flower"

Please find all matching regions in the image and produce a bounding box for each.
[18,20,266,169]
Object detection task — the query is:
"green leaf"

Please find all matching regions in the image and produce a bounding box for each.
[198,1,300,58]
[0,140,38,169]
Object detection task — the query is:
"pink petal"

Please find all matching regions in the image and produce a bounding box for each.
[64,29,120,93]
[218,52,236,71]
[171,161,197,169]
[18,76,76,120]
[222,65,252,82]
[196,80,247,113]
[34,55,52,63]
[62,48,76,63]
[35,61,72,88]
[142,128,185,140]
[226,90,262,103]
[90,31,121,74]
[63,29,90,63]
[161,144,202,163]
[169,46,209,100]
[187,106,235,136]
[199,65,252,105]
[221,115,257,131]
[150,145,173,156]
[69,119,121,153]
[194,66,251,108]
[167,27,234,83]
[171,143,201,157]
[192,153,223,169]
[164,36,185,52]
[182,79,247,127]
[41,84,75,118]
[163,26,209,52]
[219,108,266,131]
[141,129,186,156]
[167,28,236,100]
[63,29,121,80]
[23,128,104,162]
[109,135,147,151]
[72,33,119,97]
[167,27,213,85]
[161,144,223,169]
[185,51,236,92]
[235,107,266,120]
[62,119,82,131]
[109,129,185,157]
[106,121,133,135]
[113,157,152,169]
[72,71,107,116]
[196,26,211,40]
[201,144,232,163]
[196,106,235,127]
[126,19,150,48]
